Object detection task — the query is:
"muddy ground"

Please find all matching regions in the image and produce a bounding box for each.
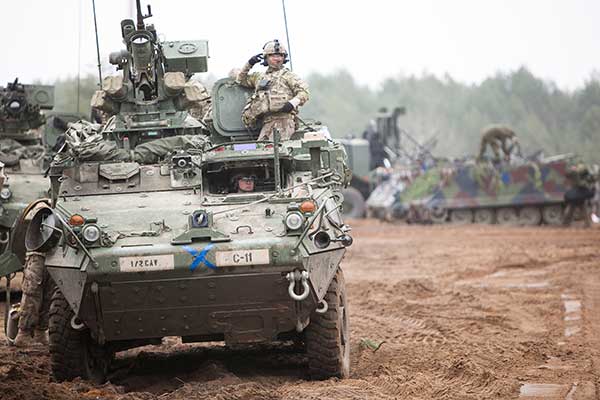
[1,220,600,399]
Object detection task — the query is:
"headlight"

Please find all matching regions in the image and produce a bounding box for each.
[285,212,304,230]
[0,188,12,201]
[82,224,101,243]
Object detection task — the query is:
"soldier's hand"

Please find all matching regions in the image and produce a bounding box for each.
[279,102,294,113]
[248,53,263,66]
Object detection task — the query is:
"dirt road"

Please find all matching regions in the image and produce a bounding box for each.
[1,221,599,399]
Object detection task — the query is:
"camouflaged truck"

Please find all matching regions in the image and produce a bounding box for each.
[26,3,352,383]
[0,79,56,277]
[396,155,574,225]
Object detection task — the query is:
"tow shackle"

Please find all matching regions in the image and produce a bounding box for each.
[286,270,310,301]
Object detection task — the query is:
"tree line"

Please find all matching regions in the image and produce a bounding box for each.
[52,66,600,161]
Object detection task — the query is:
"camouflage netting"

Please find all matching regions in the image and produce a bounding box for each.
[61,120,208,164]
[401,167,443,202]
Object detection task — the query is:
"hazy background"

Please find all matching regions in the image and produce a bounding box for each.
[2,0,600,160]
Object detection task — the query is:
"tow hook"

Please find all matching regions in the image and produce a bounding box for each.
[316,300,328,314]
[286,270,310,301]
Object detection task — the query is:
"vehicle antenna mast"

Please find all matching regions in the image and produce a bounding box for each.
[281,0,293,70]
[91,0,103,86]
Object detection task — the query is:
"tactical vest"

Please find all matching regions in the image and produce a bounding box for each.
[242,69,293,129]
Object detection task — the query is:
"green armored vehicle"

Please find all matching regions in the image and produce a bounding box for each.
[27,2,352,383]
[0,78,55,274]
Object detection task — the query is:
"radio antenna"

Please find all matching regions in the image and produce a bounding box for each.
[281,0,293,70]
[91,0,103,86]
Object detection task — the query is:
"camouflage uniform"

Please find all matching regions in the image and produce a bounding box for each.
[237,40,309,140]
[15,251,55,346]
[563,164,596,227]
[185,80,211,121]
[478,125,519,161]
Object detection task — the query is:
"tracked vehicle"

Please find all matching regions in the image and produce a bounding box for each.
[398,156,574,225]
[27,2,352,383]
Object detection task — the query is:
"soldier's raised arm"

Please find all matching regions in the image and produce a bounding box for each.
[236,54,263,88]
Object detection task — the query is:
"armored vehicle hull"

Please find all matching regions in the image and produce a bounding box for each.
[39,133,352,382]
[397,159,572,225]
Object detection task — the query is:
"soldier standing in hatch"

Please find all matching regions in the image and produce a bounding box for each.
[477,125,521,162]
[14,251,54,347]
[237,39,309,140]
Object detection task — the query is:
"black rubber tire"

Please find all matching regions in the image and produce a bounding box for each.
[305,268,350,380]
[49,290,112,383]
[341,187,366,218]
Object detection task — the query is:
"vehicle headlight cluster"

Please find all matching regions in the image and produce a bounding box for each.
[82,224,101,243]
[68,214,103,246]
[0,188,12,201]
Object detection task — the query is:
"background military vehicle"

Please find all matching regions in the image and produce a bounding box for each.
[395,153,575,225]
[28,1,352,383]
[339,107,436,218]
[0,78,55,277]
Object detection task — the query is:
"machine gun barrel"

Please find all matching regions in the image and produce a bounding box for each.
[136,0,152,30]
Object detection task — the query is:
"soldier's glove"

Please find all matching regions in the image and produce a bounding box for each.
[248,53,264,66]
[279,102,294,113]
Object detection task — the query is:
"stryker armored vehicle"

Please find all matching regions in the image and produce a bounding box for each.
[396,154,574,225]
[0,78,55,276]
[26,1,352,383]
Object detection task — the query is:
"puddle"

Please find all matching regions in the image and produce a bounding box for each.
[564,326,581,337]
[519,383,567,397]
[564,300,581,314]
[562,293,582,338]
[501,282,550,289]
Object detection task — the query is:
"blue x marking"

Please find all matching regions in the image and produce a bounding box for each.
[183,244,216,271]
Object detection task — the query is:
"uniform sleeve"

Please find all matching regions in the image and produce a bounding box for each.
[236,63,260,88]
[285,71,310,108]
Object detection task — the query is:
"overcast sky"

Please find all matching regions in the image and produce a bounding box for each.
[1,0,599,90]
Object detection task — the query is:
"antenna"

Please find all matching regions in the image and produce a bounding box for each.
[281,0,293,70]
[77,0,82,113]
[91,0,103,86]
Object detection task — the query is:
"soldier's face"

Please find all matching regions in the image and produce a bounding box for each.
[267,53,284,68]
[238,177,255,192]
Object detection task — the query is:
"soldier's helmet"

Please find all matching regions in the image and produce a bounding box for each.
[262,40,288,63]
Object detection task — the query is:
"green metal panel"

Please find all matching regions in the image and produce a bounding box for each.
[162,40,209,74]
[211,78,259,138]
[24,84,54,110]
[339,138,370,178]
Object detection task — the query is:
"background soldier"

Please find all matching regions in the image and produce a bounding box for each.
[563,163,596,227]
[478,125,521,162]
[237,39,309,140]
[14,252,55,347]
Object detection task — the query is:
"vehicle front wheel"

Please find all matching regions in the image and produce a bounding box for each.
[305,268,350,380]
[49,290,112,383]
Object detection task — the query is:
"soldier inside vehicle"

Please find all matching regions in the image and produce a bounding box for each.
[206,164,276,194]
